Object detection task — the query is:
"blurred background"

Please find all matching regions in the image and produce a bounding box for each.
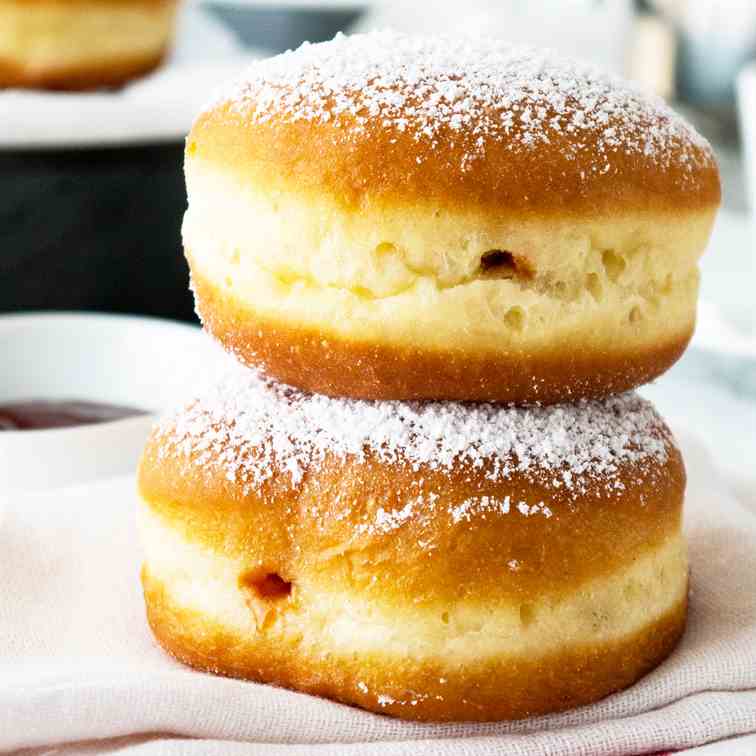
[2,0,754,319]
[0,0,754,482]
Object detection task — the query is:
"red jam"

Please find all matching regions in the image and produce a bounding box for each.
[0,400,146,430]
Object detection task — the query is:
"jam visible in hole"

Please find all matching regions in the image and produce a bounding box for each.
[0,400,146,431]
[241,572,292,601]
[479,250,532,279]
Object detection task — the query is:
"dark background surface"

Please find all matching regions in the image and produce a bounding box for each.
[0,143,195,321]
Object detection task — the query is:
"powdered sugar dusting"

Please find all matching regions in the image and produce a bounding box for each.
[450,495,511,524]
[157,363,672,511]
[212,30,711,175]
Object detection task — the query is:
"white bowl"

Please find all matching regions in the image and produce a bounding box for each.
[0,312,227,494]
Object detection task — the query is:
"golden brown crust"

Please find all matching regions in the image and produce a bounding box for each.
[0,50,167,91]
[138,416,685,603]
[191,270,693,405]
[143,566,687,722]
[190,97,720,218]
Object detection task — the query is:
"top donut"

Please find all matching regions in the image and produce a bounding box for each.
[185,31,720,404]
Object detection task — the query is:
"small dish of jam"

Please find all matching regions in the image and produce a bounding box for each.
[0,400,147,431]
[0,311,227,493]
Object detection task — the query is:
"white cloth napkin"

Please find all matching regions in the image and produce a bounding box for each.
[2,429,755,755]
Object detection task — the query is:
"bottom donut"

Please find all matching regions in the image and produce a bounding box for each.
[137,366,688,721]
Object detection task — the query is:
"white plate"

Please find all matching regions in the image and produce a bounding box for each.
[0,312,228,493]
[0,6,259,150]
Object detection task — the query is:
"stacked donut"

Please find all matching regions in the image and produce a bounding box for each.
[138,32,720,721]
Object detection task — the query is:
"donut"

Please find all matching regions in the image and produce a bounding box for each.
[138,365,688,722]
[183,31,720,404]
[0,0,178,90]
